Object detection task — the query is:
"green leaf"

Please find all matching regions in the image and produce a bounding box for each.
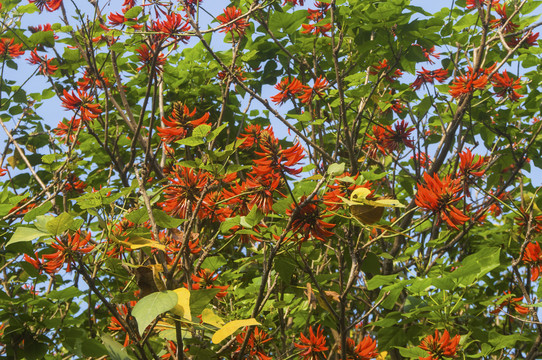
[23,202,53,222]
[207,124,228,141]
[132,291,178,335]
[176,136,205,147]
[192,124,212,138]
[6,227,49,247]
[125,208,149,225]
[190,288,222,317]
[328,163,345,176]
[397,346,430,358]
[101,334,134,360]
[152,209,186,228]
[240,206,264,228]
[123,6,143,19]
[366,274,398,290]
[46,286,84,300]
[74,188,114,209]
[45,212,73,235]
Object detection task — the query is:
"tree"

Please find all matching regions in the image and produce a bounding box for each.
[0,0,541,359]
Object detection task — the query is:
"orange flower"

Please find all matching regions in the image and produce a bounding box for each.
[491,70,522,102]
[419,329,460,360]
[61,89,102,121]
[415,172,469,230]
[189,269,228,298]
[410,67,448,90]
[27,49,57,75]
[370,59,403,82]
[286,195,335,242]
[491,291,529,315]
[0,38,24,58]
[217,6,250,37]
[161,165,209,219]
[29,0,62,12]
[449,65,494,98]
[523,241,542,281]
[294,325,329,360]
[42,231,94,274]
[298,76,328,103]
[157,102,210,143]
[343,336,379,359]
[271,78,305,105]
[234,328,272,360]
[135,44,166,73]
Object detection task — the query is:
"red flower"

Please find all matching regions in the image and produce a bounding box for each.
[370,59,403,82]
[491,70,522,102]
[458,148,485,179]
[153,13,191,43]
[28,24,58,39]
[419,329,460,360]
[42,231,94,274]
[323,173,362,212]
[157,102,210,143]
[507,32,539,48]
[234,327,272,360]
[415,172,469,230]
[29,0,62,12]
[161,165,209,219]
[523,241,542,281]
[491,291,530,315]
[244,172,283,214]
[54,117,82,143]
[238,124,262,149]
[515,207,542,234]
[0,38,24,58]
[365,121,414,158]
[271,78,305,105]
[252,127,305,176]
[61,89,102,121]
[217,6,250,37]
[135,44,166,74]
[490,4,519,34]
[410,67,449,90]
[294,325,329,360]
[343,336,379,360]
[77,68,111,90]
[298,76,329,104]
[286,195,335,242]
[449,65,493,98]
[283,0,304,5]
[190,269,228,298]
[26,49,57,75]
[301,4,331,36]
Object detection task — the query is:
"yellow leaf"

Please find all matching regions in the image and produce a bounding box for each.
[376,351,388,360]
[124,236,166,251]
[343,188,404,225]
[171,288,191,320]
[212,318,260,344]
[201,308,225,328]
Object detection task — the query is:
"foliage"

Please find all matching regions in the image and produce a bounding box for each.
[0,0,542,359]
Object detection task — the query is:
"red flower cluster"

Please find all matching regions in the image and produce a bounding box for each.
[365,120,415,158]
[343,336,379,359]
[370,59,403,82]
[323,172,362,212]
[25,231,94,275]
[27,49,57,75]
[294,325,329,360]
[161,165,209,219]
[271,77,305,105]
[286,195,335,242]
[491,291,529,315]
[136,44,166,73]
[490,4,519,34]
[252,126,305,176]
[298,76,329,104]
[0,38,24,58]
[28,23,58,39]
[301,2,331,36]
[61,89,102,122]
[419,329,460,360]
[189,269,228,298]
[157,102,210,143]
[151,13,191,44]
[415,172,469,229]
[410,67,448,90]
[523,241,542,281]
[29,0,62,12]
[449,64,495,98]
[234,327,272,360]
[217,6,250,37]
[458,148,485,179]
[491,70,522,102]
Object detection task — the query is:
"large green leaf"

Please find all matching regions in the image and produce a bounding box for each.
[132,291,178,335]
